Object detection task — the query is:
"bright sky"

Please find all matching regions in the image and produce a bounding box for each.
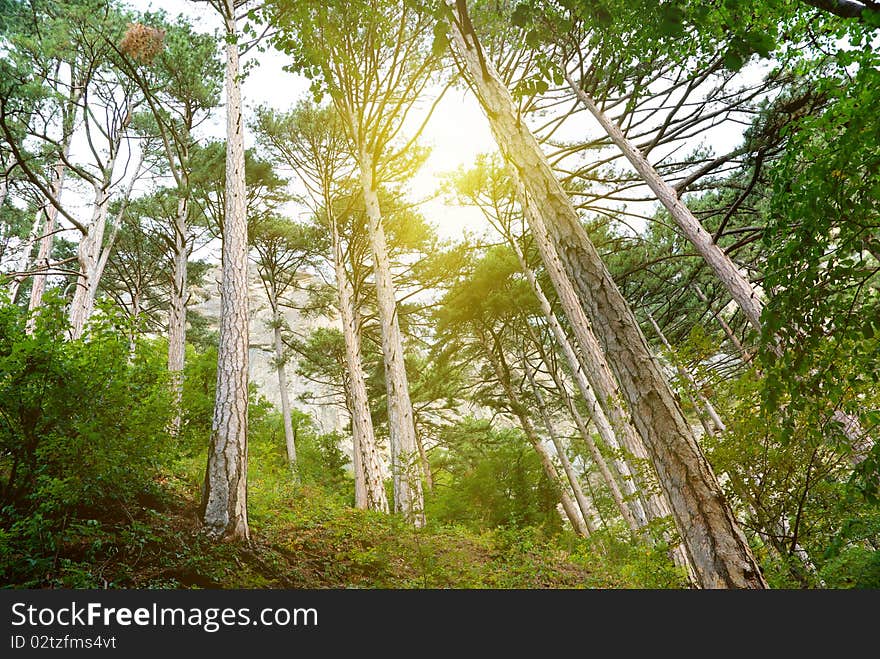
[125,0,497,242]
[123,1,761,247]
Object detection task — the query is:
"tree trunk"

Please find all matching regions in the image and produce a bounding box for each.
[647,311,727,435]
[524,363,600,532]
[167,194,189,437]
[68,146,139,339]
[447,3,766,588]
[566,76,765,331]
[128,289,141,361]
[520,173,697,574]
[9,206,46,304]
[68,181,112,339]
[24,158,67,333]
[512,239,650,530]
[332,214,389,513]
[571,77,876,463]
[478,328,590,537]
[531,337,643,534]
[272,301,297,466]
[357,149,423,526]
[511,180,674,522]
[201,4,250,541]
[349,392,368,509]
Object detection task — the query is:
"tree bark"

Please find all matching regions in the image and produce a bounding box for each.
[349,393,368,509]
[357,149,424,526]
[167,194,189,436]
[646,311,727,436]
[478,328,590,537]
[68,147,141,340]
[68,184,110,339]
[512,238,651,530]
[272,301,297,466]
[201,3,250,541]
[569,76,876,463]
[524,363,600,533]
[801,0,879,21]
[24,158,67,333]
[447,2,766,587]
[332,214,389,513]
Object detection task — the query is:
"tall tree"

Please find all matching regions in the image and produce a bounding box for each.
[249,216,325,468]
[115,14,222,431]
[268,0,447,525]
[254,101,391,511]
[442,0,766,588]
[200,0,250,541]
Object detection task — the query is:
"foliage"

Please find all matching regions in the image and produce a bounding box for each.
[0,295,174,584]
[426,418,564,533]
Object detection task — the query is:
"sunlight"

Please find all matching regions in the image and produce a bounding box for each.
[405,89,497,241]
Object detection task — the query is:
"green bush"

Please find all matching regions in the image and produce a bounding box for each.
[0,297,174,582]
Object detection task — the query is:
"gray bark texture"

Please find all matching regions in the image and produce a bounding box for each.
[201,5,250,541]
[25,159,68,333]
[333,217,390,513]
[272,306,297,466]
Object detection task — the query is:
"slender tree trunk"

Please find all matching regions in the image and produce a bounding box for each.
[24,158,67,333]
[167,194,189,436]
[478,328,590,537]
[531,338,643,534]
[511,182,670,518]
[69,181,113,339]
[9,206,45,304]
[647,311,727,435]
[332,214,389,513]
[524,363,600,532]
[521,176,696,574]
[271,299,297,466]
[357,148,423,526]
[201,4,250,541]
[347,384,368,509]
[128,289,141,360]
[566,76,765,330]
[512,239,650,529]
[447,4,765,587]
[68,147,140,339]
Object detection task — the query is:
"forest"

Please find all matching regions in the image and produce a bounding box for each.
[0,0,878,590]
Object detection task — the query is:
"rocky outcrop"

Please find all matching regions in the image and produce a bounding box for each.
[189,262,343,434]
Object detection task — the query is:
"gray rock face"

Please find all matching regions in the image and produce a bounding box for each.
[189,263,343,435]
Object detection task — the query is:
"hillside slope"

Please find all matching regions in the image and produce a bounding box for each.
[1,476,686,589]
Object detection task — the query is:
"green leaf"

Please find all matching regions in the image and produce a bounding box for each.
[723,50,744,71]
[525,29,542,49]
[511,3,532,28]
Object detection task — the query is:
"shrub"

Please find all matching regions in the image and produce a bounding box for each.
[0,297,174,581]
